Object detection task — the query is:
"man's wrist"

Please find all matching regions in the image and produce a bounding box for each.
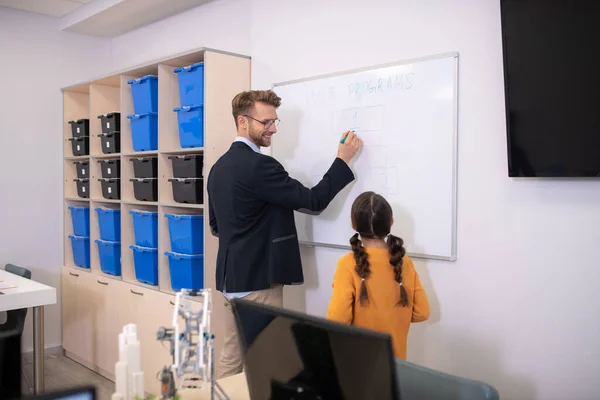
[337,155,351,165]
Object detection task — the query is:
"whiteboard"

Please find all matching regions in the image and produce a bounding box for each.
[271,53,458,261]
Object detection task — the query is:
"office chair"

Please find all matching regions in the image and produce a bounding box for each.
[1,264,33,395]
[395,358,500,400]
[6,264,32,279]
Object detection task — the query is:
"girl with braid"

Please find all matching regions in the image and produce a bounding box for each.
[327,191,430,359]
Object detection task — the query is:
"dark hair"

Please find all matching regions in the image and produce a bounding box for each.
[350,191,408,307]
[231,90,282,128]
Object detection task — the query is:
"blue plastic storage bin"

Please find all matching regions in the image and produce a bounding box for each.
[69,235,90,269]
[130,245,158,286]
[95,239,121,276]
[129,210,158,248]
[68,205,90,237]
[127,75,158,114]
[174,62,204,106]
[127,113,158,151]
[173,105,204,148]
[165,251,204,291]
[95,207,121,241]
[164,213,204,254]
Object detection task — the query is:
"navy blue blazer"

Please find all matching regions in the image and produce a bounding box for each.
[207,141,355,293]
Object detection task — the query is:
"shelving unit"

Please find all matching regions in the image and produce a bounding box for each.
[61,48,250,395]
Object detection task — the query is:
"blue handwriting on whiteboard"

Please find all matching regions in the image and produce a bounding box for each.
[348,73,414,97]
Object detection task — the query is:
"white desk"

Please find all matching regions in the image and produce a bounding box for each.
[0,268,57,394]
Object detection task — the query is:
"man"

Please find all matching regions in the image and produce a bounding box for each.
[207,89,362,378]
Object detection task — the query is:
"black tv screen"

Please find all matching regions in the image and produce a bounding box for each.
[500,0,600,177]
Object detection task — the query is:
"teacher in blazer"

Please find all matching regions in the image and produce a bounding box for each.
[207,89,362,378]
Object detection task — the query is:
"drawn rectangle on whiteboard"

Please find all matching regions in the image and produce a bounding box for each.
[333,105,384,134]
[368,166,399,195]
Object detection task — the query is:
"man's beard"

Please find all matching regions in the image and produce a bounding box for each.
[249,129,271,147]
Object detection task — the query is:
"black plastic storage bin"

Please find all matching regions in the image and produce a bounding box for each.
[73,161,89,179]
[98,112,121,134]
[168,155,203,178]
[74,179,89,198]
[130,157,158,178]
[99,132,121,154]
[130,178,158,201]
[168,178,203,204]
[69,136,89,156]
[68,119,89,138]
[98,159,120,179]
[99,178,121,200]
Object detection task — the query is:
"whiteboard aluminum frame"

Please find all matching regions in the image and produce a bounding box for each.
[272,52,459,262]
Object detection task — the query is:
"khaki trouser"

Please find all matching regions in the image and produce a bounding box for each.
[216,285,284,379]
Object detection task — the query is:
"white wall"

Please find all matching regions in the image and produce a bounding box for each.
[0,8,111,351]
[110,0,251,70]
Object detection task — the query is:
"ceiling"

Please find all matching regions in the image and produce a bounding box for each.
[0,0,214,37]
[0,0,92,18]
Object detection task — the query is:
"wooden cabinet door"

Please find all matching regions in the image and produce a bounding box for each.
[91,276,125,375]
[139,289,176,396]
[116,284,174,395]
[61,268,79,355]
[61,267,95,364]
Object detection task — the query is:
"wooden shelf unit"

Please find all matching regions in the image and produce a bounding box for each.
[61,48,250,394]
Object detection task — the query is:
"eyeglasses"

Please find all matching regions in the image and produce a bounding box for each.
[244,115,280,129]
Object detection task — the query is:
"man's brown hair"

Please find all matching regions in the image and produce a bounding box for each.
[231,90,282,128]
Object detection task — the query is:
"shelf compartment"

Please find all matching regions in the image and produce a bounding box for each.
[158,64,185,152]
[122,203,159,288]
[90,158,121,201]
[63,91,89,158]
[158,205,203,294]
[121,73,159,155]
[89,84,120,157]
[90,201,120,276]
[65,160,88,199]
[159,153,204,206]
[122,155,158,203]
[64,199,91,270]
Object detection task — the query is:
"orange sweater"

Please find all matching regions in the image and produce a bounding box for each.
[326,248,430,359]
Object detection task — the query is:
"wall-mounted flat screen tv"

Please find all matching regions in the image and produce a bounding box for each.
[500,0,600,177]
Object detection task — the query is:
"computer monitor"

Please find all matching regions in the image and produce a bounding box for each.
[231,299,400,400]
[21,385,96,400]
